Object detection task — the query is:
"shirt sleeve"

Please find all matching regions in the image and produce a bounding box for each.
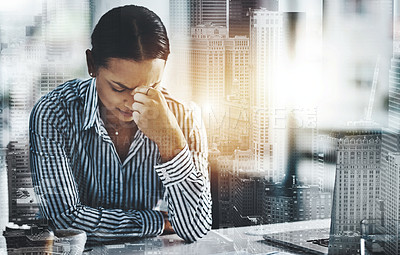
[154,102,212,242]
[29,98,164,242]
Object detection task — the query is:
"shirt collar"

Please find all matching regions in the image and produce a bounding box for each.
[82,78,98,131]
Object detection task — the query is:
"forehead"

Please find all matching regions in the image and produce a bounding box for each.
[100,58,165,88]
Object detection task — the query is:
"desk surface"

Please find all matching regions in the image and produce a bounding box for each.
[88,219,331,255]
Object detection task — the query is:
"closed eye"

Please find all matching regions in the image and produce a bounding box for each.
[111,87,126,93]
[108,80,127,92]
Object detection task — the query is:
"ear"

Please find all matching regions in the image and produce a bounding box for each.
[85,49,96,77]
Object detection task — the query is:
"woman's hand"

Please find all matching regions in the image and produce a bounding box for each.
[131,86,186,162]
[161,211,175,235]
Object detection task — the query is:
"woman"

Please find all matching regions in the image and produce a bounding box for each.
[29,5,212,242]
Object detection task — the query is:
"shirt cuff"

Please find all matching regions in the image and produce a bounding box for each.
[137,210,164,237]
[155,144,195,186]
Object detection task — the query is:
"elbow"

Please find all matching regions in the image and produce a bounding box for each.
[185,222,212,243]
[44,205,85,230]
[175,212,212,243]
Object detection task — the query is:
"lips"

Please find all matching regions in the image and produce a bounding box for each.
[118,108,133,117]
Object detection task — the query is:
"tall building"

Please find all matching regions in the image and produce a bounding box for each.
[7,141,37,223]
[385,152,400,254]
[232,149,254,175]
[381,56,400,254]
[189,25,228,110]
[249,9,285,181]
[189,24,250,106]
[211,149,255,228]
[329,134,381,255]
[170,0,280,38]
[168,1,253,132]
[228,0,258,37]
[224,36,250,102]
[381,2,400,254]
[232,174,265,227]
[231,151,264,228]
[265,183,331,224]
[199,0,228,27]
[216,155,234,228]
[171,25,250,144]
[169,0,228,38]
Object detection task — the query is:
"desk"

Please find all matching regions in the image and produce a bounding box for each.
[0,219,330,254]
[88,219,330,255]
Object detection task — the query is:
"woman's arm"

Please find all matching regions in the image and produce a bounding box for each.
[130,86,212,242]
[154,102,212,242]
[29,98,164,242]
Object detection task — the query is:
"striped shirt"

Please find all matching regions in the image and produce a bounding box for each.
[29,78,212,242]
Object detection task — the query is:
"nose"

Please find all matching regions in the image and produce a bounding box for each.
[123,92,134,110]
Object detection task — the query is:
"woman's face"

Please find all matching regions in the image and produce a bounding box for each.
[95,58,165,124]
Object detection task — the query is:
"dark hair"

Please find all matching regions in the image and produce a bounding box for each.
[91,5,170,67]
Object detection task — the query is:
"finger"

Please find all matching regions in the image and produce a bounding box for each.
[133,86,155,96]
[133,86,149,94]
[133,92,152,104]
[132,111,140,125]
[132,103,159,120]
[152,82,161,90]
[132,102,144,114]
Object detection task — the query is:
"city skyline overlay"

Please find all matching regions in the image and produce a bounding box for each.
[0,0,399,254]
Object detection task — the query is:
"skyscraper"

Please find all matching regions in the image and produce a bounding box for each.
[169,0,228,38]
[385,152,400,254]
[381,2,400,254]
[171,24,250,144]
[200,0,228,27]
[233,174,265,227]
[228,0,258,37]
[210,148,258,228]
[249,9,284,181]
[170,0,280,38]
[225,35,250,102]
[265,183,331,224]
[215,155,234,228]
[329,134,381,255]
[189,25,227,110]
[381,56,400,255]
[7,141,37,223]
